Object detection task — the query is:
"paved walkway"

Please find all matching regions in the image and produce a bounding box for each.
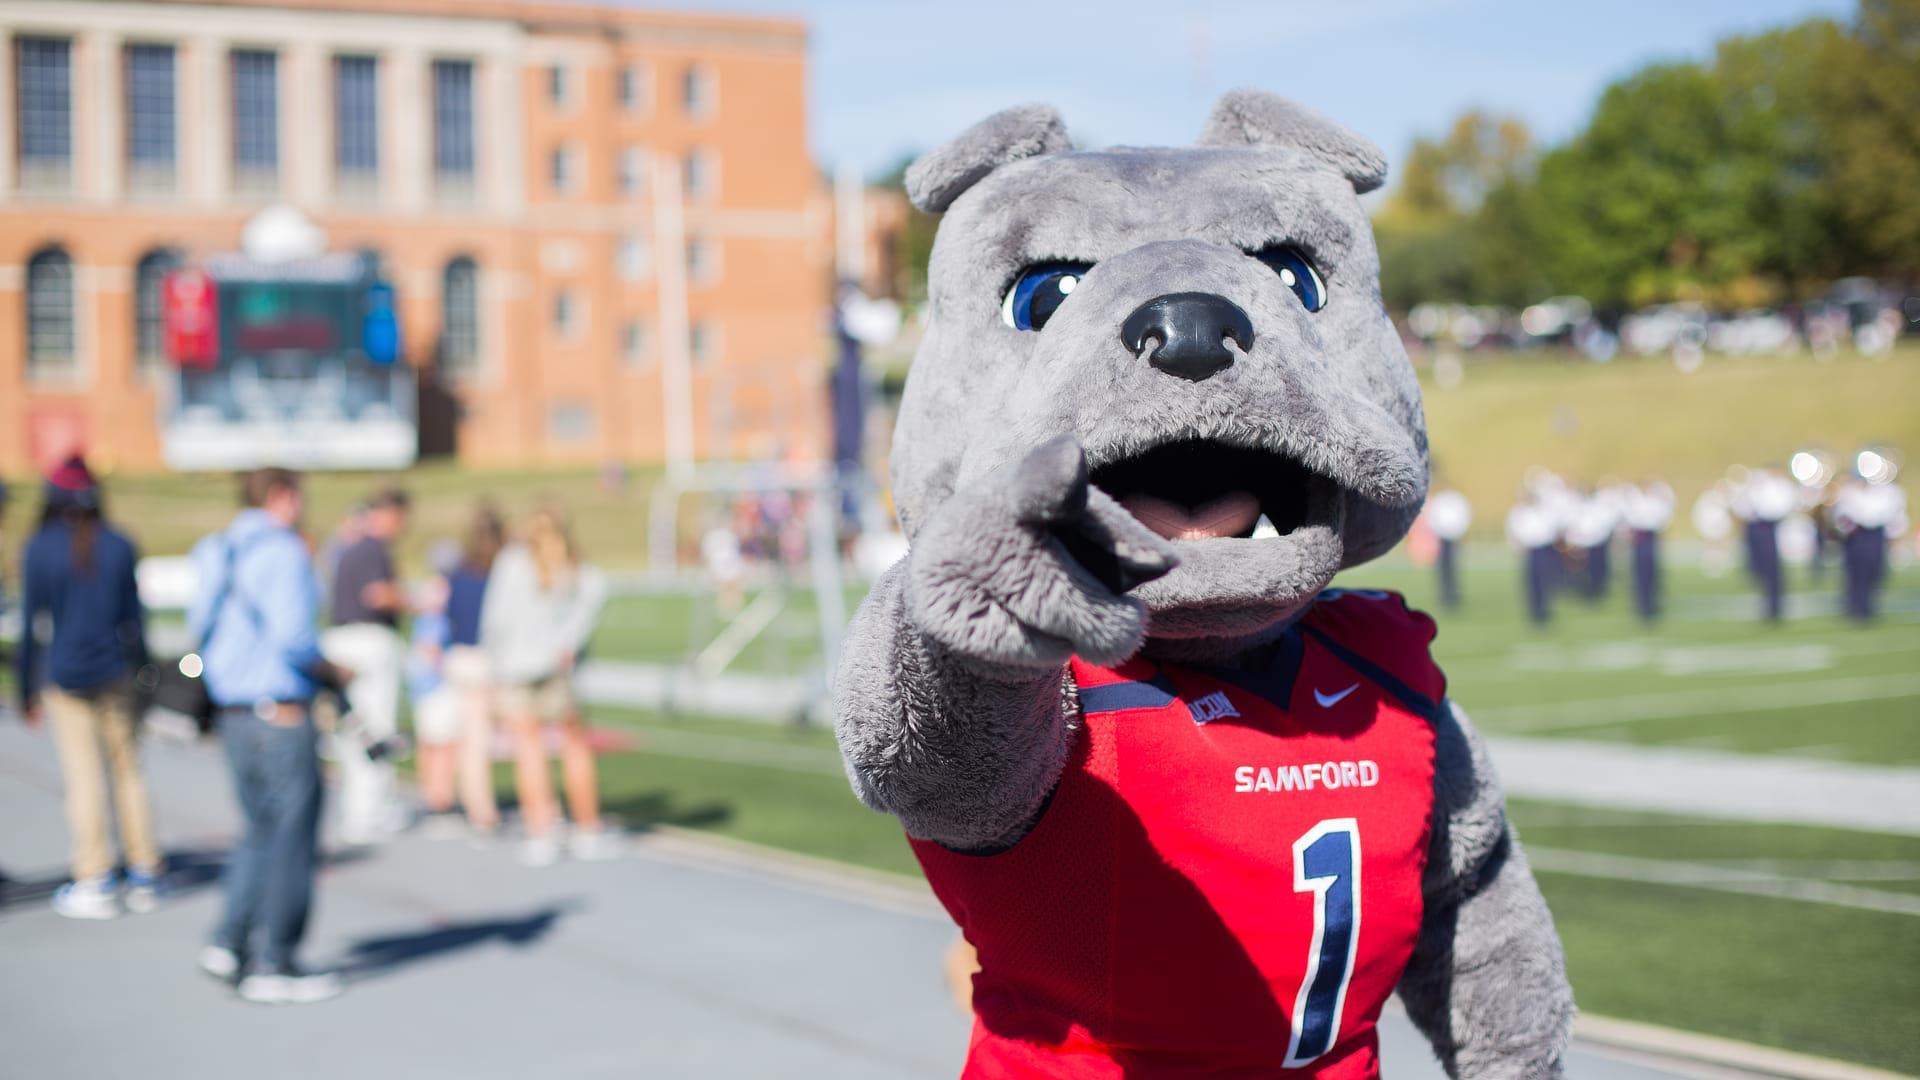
[0,719,1711,1080]
[1487,736,1920,836]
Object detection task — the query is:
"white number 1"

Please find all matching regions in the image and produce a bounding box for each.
[1284,818,1362,1067]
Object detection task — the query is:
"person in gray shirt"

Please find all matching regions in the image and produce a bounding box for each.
[319,488,410,844]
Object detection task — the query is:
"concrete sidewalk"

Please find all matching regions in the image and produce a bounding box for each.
[2,720,1703,1080]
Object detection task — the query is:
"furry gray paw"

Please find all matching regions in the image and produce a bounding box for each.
[906,435,1178,669]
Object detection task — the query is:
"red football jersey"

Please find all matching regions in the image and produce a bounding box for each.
[911,590,1446,1079]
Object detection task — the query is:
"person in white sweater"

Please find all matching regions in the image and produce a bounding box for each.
[479,504,613,866]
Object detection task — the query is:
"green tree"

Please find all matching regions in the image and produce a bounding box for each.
[1373,111,1535,309]
[1820,0,1920,278]
[1529,17,1846,309]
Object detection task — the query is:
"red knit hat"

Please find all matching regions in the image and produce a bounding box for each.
[44,454,99,510]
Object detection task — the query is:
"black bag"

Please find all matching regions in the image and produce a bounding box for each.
[140,654,214,732]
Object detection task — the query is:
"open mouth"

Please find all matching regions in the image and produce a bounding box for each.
[1090,440,1326,541]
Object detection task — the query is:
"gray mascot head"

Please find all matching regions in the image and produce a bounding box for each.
[891,89,1430,646]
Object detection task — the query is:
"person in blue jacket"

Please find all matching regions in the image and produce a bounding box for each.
[16,455,161,920]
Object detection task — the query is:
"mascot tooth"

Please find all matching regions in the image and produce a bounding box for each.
[834,90,1574,1080]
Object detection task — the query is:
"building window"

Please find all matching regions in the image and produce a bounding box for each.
[125,44,176,194]
[432,59,475,195]
[618,232,650,282]
[683,148,717,202]
[230,49,279,193]
[552,289,580,339]
[617,145,647,197]
[16,37,73,192]
[548,401,594,443]
[689,319,719,366]
[550,145,575,194]
[25,248,76,381]
[682,63,714,119]
[686,236,720,286]
[617,62,649,113]
[547,63,568,107]
[442,256,479,375]
[621,319,650,367]
[334,55,379,192]
[134,248,181,376]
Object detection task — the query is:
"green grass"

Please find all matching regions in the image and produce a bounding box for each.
[1330,553,1920,765]
[1466,799,1920,1072]
[1,459,663,574]
[590,586,868,676]
[585,551,1920,762]
[534,706,919,875]
[1423,345,1920,539]
[1538,874,1919,1071]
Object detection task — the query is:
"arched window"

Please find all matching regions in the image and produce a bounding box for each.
[134,248,181,375]
[25,247,75,380]
[441,256,479,374]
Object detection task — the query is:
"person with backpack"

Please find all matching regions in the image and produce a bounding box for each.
[186,467,352,1005]
[15,455,160,920]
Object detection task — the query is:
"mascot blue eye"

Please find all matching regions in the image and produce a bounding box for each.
[1255,247,1327,312]
[1002,262,1092,331]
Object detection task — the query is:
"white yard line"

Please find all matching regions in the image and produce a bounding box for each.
[1525,847,1920,917]
[1472,672,1920,731]
[1488,735,1920,835]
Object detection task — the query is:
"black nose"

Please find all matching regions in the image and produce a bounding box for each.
[1120,292,1253,381]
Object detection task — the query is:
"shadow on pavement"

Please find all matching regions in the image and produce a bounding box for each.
[341,900,582,982]
[0,845,372,914]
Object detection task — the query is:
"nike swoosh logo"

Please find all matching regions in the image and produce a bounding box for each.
[1314,683,1360,708]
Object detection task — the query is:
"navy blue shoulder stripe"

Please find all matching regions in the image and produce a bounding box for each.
[1194,625,1305,713]
[1300,625,1440,720]
[1078,672,1179,713]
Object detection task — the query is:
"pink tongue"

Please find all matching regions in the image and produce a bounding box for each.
[1120,491,1262,540]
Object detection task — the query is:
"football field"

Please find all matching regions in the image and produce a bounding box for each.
[572,551,1920,1073]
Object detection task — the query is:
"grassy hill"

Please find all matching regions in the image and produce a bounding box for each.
[3,344,1914,565]
[1423,345,1919,537]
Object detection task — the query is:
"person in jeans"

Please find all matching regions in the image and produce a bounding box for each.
[188,468,352,1005]
[480,504,613,866]
[320,488,410,845]
[443,504,505,838]
[16,455,161,920]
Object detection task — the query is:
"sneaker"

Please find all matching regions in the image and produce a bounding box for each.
[51,876,119,920]
[467,821,502,851]
[198,944,242,984]
[567,828,626,862]
[237,965,344,1005]
[517,834,563,868]
[420,810,465,839]
[123,869,164,915]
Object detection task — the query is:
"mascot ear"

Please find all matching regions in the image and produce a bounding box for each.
[905,103,1071,214]
[1196,89,1388,194]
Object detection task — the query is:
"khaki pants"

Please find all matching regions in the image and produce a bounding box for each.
[443,645,498,827]
[45,678,161,881]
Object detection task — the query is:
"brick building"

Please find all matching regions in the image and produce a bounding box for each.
[0,0,832,474]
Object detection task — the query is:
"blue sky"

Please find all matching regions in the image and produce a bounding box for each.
[634,0,1854,185]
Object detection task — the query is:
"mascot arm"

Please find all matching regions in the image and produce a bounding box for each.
[833,436,1176,851]
[1397,700,1575,1080]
